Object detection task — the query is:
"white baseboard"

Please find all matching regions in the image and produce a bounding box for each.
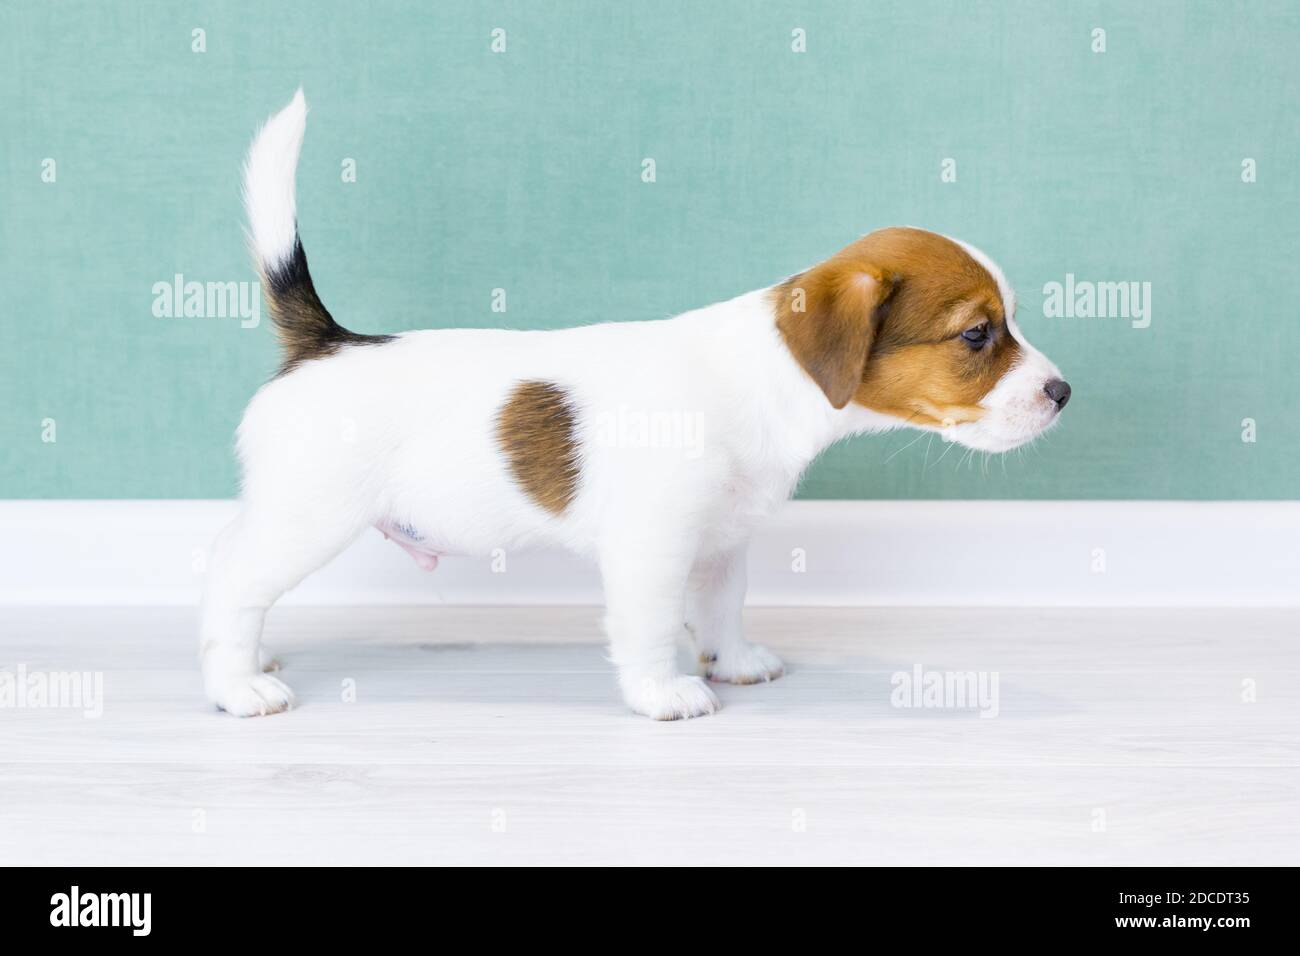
[1,499,1298,607]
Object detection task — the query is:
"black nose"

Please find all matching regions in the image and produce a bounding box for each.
[1044,379,1071,409]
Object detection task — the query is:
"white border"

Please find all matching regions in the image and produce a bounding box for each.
[1,500,1298,607]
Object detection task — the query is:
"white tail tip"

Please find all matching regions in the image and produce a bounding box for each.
[243,89,308,269]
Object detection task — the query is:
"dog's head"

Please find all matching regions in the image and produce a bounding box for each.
[775,227,1068,452]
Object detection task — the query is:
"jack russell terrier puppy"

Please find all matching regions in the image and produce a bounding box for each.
[201,91,1071,720]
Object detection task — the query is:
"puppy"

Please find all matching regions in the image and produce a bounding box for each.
[201,91,1070,720]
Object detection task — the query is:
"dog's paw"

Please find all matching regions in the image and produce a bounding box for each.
[258,649,282,673]
[207,673,296,717]
[624,674,721,721]
[704,642,785,685]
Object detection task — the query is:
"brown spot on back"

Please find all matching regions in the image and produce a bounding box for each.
[496,381,581,514]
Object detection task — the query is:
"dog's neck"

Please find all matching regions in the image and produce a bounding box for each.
[692,286,906,500]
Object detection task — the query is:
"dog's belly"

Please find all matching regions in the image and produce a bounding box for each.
[376,453,791,570]
[376,520,440,571]
[377,478,582,565]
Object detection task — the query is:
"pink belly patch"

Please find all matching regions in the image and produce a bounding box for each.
[377,521,440,572]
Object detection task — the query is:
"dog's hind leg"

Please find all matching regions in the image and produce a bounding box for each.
[200,505,364,716]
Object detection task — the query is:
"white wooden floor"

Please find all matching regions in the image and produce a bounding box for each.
[1,606,1296,866]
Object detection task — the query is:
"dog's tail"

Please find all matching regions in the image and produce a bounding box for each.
[242,89,388,373]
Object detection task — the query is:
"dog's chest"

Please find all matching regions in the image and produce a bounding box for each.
[704,472,797,553]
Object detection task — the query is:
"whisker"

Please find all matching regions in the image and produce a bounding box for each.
[927,435,958,472]
[882,430,927,465]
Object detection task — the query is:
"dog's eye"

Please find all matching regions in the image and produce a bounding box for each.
[960,323,990,348]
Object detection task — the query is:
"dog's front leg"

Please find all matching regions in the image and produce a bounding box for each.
[599,523,720,720]
[687,546,785,684]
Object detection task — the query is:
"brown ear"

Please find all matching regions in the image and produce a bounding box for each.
[775,259,895,409]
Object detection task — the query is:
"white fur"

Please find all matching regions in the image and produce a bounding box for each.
[201,93,1065,719]
[242,88,306,269]
[947,236,1064,452]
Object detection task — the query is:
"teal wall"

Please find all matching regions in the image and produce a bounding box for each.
[2,1,1296,499]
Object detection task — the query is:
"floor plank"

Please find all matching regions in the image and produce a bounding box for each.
[1,607,1296,865]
